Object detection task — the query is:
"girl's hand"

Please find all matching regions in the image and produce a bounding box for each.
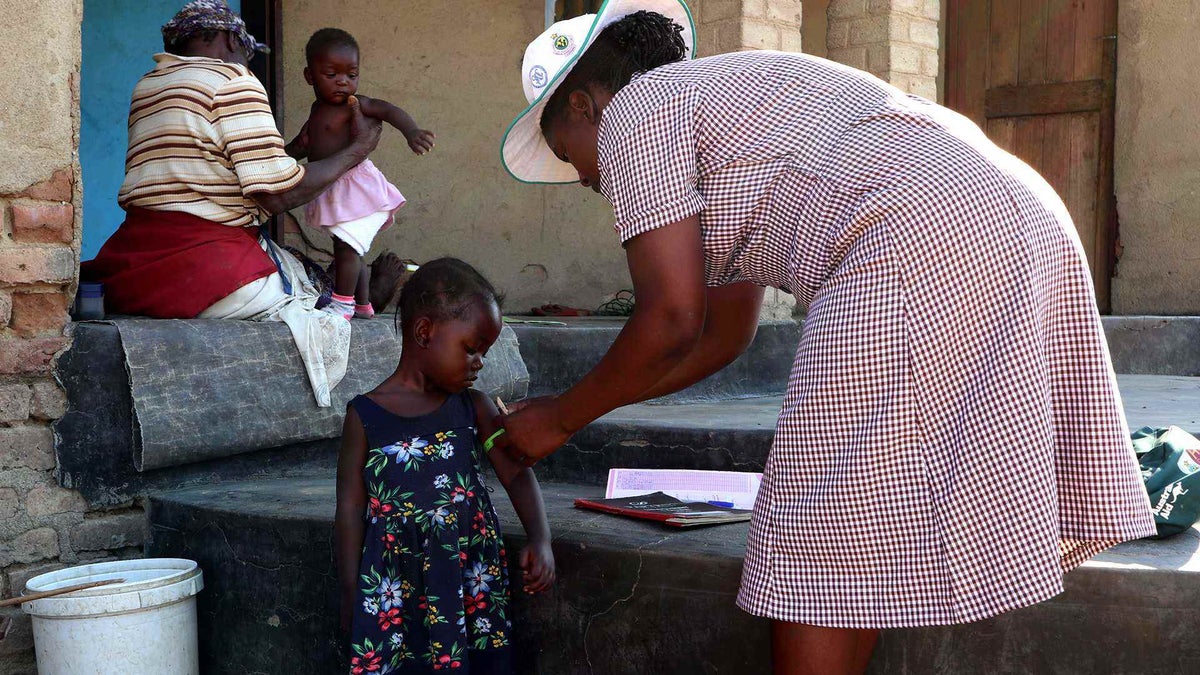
[406,129,436,155]
[519,539,556,594]
[497,396,573,467]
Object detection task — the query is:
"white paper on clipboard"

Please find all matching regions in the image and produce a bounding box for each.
[604,468,762,510]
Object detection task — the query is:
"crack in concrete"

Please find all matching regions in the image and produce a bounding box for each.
[213,522,283,572]
[581,534,670,674]
[549,513,608,543]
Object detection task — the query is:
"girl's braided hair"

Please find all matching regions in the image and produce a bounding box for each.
[539,11,687,131]
[397,258,503,334]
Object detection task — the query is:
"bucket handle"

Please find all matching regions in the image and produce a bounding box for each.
[0,578,125,608]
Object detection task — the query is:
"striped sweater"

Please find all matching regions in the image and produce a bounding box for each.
[118,53,304,227]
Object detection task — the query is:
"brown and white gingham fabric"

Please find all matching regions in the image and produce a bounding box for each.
[598,50,1155,628]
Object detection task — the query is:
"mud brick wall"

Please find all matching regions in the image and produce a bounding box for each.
[0,1,145,670]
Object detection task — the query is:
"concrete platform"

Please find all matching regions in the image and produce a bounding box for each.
[147,478,1200,674]
[1118,374,1200,432]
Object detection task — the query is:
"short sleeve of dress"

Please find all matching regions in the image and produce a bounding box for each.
[599,84,706,243]
[211,74,305,195]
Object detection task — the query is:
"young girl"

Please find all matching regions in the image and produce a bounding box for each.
[297,28,436,320]
[335,258,554,674]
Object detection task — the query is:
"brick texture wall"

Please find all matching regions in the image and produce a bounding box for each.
[827,0,941,99]
[0,1,146,670]
[693,0,804,57]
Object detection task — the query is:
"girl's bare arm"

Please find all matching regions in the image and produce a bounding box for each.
[471,390,555,593]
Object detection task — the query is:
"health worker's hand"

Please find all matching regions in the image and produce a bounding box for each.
[496,396,573,467]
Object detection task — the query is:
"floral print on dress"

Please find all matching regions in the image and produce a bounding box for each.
[348,393,512,674]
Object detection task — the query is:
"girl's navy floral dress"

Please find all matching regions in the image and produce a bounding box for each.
[349,392,512,674]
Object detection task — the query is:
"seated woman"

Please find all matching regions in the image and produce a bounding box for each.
[84,0,383,406]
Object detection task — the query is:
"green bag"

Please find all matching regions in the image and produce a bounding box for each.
[1132,426,1200,539]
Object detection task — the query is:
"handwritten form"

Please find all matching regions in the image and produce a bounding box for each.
[605,469,763,509]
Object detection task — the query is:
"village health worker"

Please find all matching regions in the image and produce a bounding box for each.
[497,1,1154,672]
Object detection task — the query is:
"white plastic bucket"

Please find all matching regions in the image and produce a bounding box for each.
[22,558,204,675]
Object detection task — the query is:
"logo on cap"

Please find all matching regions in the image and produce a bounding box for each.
[551,33,574,56]
[529,65,549,89]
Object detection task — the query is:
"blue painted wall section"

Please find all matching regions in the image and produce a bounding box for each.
[80,0,240,260]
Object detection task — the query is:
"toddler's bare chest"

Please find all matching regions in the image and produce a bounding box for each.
[308,105,353,159]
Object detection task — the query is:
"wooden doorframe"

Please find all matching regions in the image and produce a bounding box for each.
[240,0,287,242]
[944,1,1119,312]
[241,0,284,126]
[1095,32,1117,314]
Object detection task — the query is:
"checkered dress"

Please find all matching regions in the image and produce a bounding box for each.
[598,50,1156,628]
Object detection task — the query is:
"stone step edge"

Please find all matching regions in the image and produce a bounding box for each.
[147,478,1200,586]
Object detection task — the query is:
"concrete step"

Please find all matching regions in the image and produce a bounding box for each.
[117,374,1199,518]
[511,317,1200,404]
[135,321,1200,673]
[1104,315,1200,376]
[537,374,1200,485]
[147,477,1200,674]
[511,318,799,402]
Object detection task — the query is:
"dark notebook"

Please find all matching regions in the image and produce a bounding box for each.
[573,491,752,528]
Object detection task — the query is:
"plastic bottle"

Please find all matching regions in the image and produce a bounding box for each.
[76,282,105,321]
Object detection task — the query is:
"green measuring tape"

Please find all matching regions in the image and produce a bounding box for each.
[482,428,506,453]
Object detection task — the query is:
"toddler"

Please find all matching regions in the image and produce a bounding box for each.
[298,28,435,319]
[336,258,554,674]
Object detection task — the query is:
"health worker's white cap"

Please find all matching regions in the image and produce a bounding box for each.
[500,0,696,184]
